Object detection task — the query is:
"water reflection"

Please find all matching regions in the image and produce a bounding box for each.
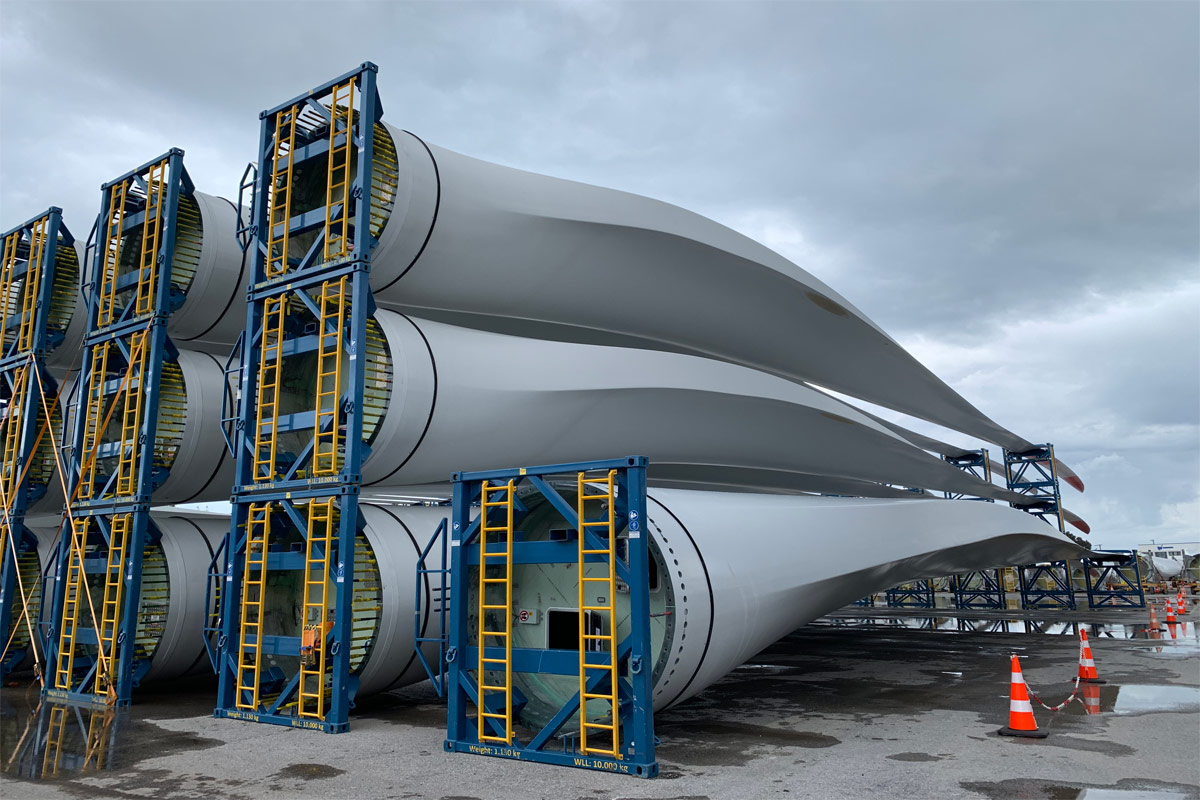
[2,699,122,779]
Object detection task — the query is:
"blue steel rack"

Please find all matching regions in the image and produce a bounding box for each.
[212,63,381,733]
[1082,550,1145,609]
[443,457,657,778]
[952,570,1007,610]
[1018,562,1077,610]
[43,151,192,707]
[942,448,995,501]
[1,209,72,676]
[1004,444,1065,531]
[885,580,935,608]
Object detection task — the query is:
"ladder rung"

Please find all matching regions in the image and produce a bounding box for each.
[480,684,509,692]
[480,712,509,720]
[581,605,612,611]
[583,722,615,730]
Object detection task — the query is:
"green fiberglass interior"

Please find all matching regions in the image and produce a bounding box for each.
[471,487,674,732]
[276,316,391,474]
[255,511,381,686]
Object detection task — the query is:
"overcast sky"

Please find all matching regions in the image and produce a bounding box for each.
[2,1,1196,548]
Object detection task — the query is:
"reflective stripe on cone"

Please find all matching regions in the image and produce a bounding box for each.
[1078,629,1105,684]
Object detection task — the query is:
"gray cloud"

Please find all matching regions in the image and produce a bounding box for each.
[2,0,1196,546]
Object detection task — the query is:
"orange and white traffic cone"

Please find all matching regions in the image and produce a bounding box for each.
[1148,603,1162,633]
[1165,601,1178,625]
[1077,629,1105,683]
[1177,596,1188,616]
[1081,682,1101,716]
[998,654,1048,738]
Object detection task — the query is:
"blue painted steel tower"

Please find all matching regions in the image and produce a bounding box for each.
[211,63,382,732]
[1,209,72,676]
[43,152,192,705]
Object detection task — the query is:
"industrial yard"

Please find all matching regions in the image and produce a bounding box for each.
[1,2,1197,798]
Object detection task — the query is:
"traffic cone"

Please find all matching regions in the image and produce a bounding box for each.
[1165,601,1177,625]
[1081,682,1101,716]
[998,655,1048,738]
[1148,603,1162,633]
[1177,596,1188,616]
[1077,630,1105,683]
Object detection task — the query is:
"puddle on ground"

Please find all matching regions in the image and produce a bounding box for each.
[1111,684,1200,716]
[0,694,221,782]
[963,778,1200,799]
[1053,683,1200,719]
[1079,791,1194,799]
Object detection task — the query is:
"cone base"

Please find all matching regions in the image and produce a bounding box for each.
[998,727,1048,738]
[1079,677,1106,684]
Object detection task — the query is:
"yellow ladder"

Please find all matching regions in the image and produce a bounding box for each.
[0,230,19,352]
[235,503,271,709]
[133,160,167,317]
[82,709,115,770]
[98,180,129,327]
[253,297,286,481]
[15,217,47,352]
[76,340,113,500]
[114,332,149,497]
[577,469,620,757]
[41,704,69,777]
[267,106,299,278]
[93,513,132,695]
[54,517,91,689]
[298,498,335,719]
[1,364,30,536]
[312,277,347,476]
[477,479,514,744]
[324,81,355,263]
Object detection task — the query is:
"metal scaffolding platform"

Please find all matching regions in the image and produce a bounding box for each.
[439,457,657,777]
[1,208,72,676]
[43,152,192,707]
[211,63,381,732]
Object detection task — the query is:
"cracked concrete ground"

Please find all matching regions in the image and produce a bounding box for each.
[2,609,1197,799]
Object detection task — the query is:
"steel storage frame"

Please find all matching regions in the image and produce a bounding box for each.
[211,62,381,733]
[441,457,657,777]
[1,209,71,675]
[1082,550,1145,608]
[42,153,192,707]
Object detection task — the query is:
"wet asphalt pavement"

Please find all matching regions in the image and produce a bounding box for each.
[1,609,1197,800]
